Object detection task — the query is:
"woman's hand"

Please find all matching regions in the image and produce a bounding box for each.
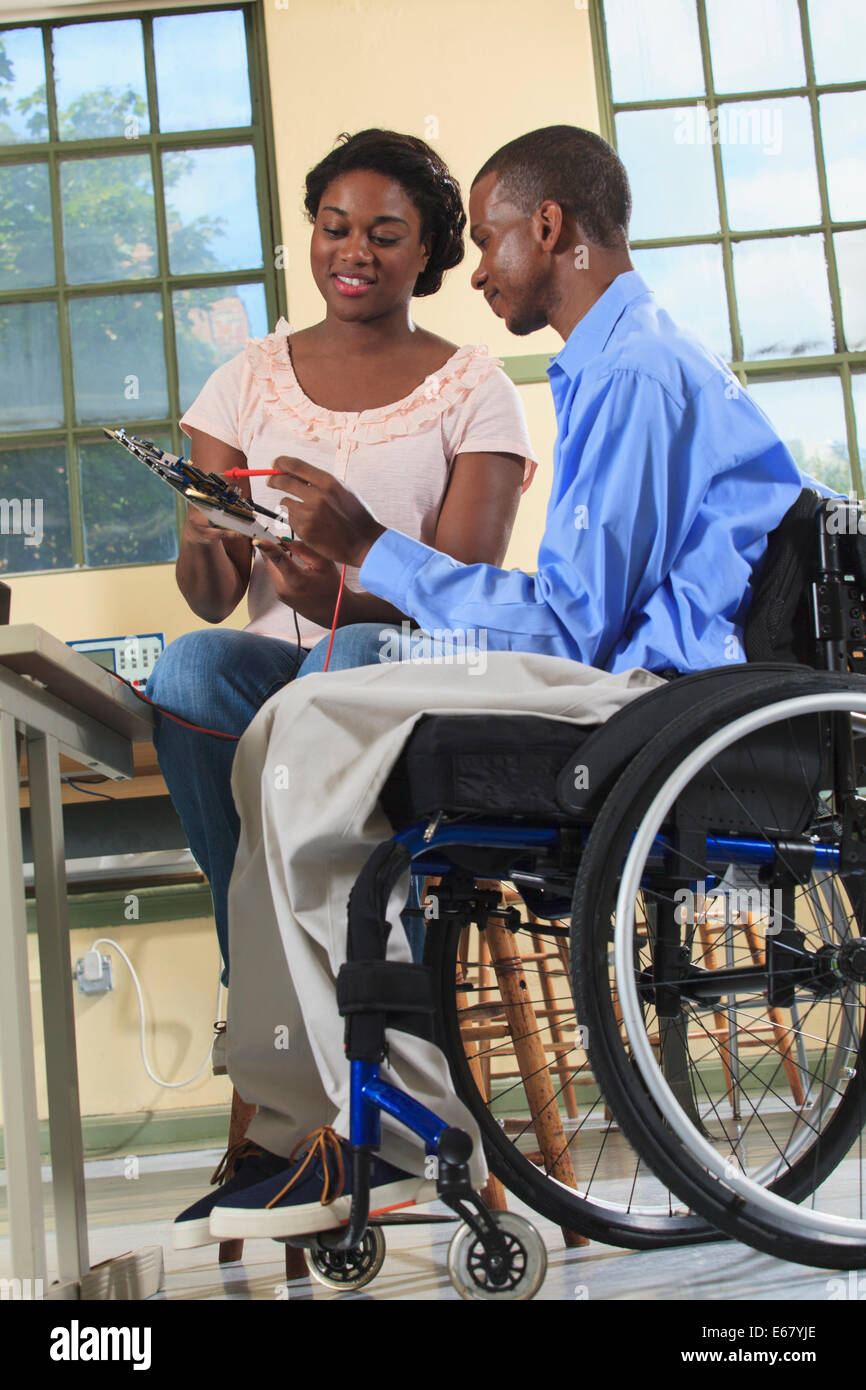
[176,428,253,624]
[183,499,237,544]
[267,457,385,568]
[252,537,349,628]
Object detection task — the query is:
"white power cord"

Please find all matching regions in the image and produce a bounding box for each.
[89,937,226,1089]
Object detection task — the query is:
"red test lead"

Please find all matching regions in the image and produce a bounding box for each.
[223,468,284,478]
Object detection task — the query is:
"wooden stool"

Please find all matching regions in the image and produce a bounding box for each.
[695,909,806,1110]
[639,904,809,1117]
[454,887,589,1248]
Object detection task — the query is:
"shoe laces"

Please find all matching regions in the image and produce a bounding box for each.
[265,1125,345,1210]
[210,1137,262,1187]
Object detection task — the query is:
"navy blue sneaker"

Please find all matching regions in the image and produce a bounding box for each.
[209,1126,437,1240]
[173,1139,291,1250]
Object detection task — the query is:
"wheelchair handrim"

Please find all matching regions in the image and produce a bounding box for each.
[615,690,866,1242]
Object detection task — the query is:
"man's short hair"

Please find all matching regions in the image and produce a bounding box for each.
[473,126,631,250]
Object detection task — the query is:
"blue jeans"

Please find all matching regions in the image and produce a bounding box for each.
[146,623,425,982]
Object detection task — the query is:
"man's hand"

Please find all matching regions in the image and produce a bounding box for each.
[253,538,352,628]
[267,457,385,568]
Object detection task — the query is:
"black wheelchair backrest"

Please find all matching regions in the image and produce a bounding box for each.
[745,489,866,672]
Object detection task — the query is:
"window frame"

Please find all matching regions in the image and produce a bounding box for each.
[0,1,286,575]
[586,0,866,492]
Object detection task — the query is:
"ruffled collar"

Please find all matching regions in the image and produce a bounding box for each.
[245,317,503,444]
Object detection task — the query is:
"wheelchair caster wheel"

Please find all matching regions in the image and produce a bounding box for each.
[303,1227,386,1291]
[447,1212,547,1300]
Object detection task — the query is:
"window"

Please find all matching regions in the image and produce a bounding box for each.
[590,0,866,493]
[0,5,283,575]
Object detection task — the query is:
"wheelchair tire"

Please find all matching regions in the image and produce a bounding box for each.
[572,672,866,1269]
[426,912,719,1248]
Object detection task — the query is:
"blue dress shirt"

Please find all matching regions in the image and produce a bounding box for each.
[359,271,808,674]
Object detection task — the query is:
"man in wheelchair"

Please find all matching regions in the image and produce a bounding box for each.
[173,126,842,1270]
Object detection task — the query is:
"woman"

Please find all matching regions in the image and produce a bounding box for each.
[147,129,537,983]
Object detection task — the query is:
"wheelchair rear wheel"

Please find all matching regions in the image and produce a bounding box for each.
[426,902,719,1248]
[572,675,866,1268]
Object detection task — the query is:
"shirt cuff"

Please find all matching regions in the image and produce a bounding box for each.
[359,528,437,608]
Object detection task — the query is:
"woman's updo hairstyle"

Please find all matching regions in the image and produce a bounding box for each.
[304,129,466,297]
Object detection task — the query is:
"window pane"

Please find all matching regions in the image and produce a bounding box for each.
[0,161,54,289]
[69,293,168,424]
[0,27,48,144]
[0,443,73,573]
[853,375,866,482]
[80,434,178,567]
[808,0,866,85]
[61,155,157,285]
[720,98,821,230]
[835,231,866,352]
[733,235,834,358]
[603,0,704,102]
[706,0,805,94]
[53,21,149,141]
[163,145,262,275]
[173,283,267,412]
[0,301,63,429]
[631,243,731,359]
[747,376,850,491]
[616,107,719,240]
[819,93,866,224]
[154,10,250,132]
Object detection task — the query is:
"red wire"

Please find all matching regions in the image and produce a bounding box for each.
[105,669,240,740]
[322,564,347,672]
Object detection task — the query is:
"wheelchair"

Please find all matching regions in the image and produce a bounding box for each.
[293,488,866,1297]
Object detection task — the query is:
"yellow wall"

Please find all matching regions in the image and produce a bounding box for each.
[265,0,596,366]
[0,918,231,1127]
[3,0,597,1127]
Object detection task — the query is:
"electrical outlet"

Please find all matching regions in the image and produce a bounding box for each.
[74,952,113,996]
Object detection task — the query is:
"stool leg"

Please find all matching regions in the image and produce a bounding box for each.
[218,1087,257,1265]
[456,935,509,1213]
[485,918,589,1247]
[284,1246,308,1281]
[744,915,806,1107]
[529,927,580,1121]
[479,1173,509,1212]
[501,890,582,1123]
[477,933,495,1100]
[698,918,734,1106]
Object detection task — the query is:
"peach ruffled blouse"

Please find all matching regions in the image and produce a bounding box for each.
[180,318,538,648]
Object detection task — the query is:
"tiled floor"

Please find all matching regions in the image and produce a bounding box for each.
[0,1147,854,1302]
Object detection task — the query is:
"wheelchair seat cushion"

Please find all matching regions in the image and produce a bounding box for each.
[378,663,832,833]
[378,713,591,828]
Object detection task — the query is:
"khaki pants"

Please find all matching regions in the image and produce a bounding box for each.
[225,651,661,1182]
